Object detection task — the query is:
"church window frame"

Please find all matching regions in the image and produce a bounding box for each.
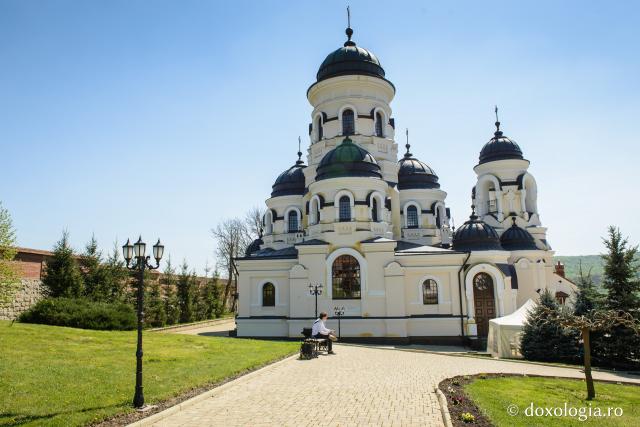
[331,255,361,300]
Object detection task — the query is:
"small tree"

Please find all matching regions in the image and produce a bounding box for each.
[43,231,84,298]
[145,275,166,327]
[520,290,580,363]
[80,235,110,301]
[163,257,180,325]
[177,259,195,323]
[0,202,19,306]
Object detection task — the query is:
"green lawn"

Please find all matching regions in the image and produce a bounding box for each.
[465,376,640,426]
[0,321,297,426]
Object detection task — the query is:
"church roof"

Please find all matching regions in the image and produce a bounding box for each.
[500,218,538,251]
[452,208,503,251]
[315,137,382,181]
[271,150,306,198]
[316,27,387,84]
[478,118,525,165]
[397,139,440,190]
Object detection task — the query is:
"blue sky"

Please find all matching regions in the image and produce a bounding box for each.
[2,1,639,273]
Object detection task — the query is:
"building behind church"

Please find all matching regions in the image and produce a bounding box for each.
[235,24,575,344]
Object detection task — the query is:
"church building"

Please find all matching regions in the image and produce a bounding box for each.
[235,24,574,344]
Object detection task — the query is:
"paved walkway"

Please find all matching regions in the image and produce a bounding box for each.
[149,344,639,427]
[172,318,236,337]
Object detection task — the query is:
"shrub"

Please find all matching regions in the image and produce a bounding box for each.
[19,298,136,330]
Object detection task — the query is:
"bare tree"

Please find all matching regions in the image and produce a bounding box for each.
[212,218,250,311]
[245,205,264,240]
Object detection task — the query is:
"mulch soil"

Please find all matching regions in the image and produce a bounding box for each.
[438,374,496,426]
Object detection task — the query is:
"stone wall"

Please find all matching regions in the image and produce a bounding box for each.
[0,279,46,320]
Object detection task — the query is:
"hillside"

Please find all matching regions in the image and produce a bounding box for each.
[554,255,605,284]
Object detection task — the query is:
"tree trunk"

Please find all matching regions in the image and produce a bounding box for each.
[583,327,596,400]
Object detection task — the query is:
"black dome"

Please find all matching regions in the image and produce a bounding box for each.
[500,219,538,250]
[316,27,387,83]
[316,137,382,181]
[271,157,306,198]
[452,211,503,251]
[478,121,525,165]
[245,237,264,256]
[397,149,440,190]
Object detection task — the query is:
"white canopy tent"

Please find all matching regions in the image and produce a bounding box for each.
[487,299,536,358]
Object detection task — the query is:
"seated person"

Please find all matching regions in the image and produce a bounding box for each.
[311,311,335,354]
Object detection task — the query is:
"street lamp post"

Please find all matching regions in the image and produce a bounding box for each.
[308,283,323,318]
[122,236,164,409]
[333,306,345,339]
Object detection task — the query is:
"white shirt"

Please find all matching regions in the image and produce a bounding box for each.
[312,318,331,336]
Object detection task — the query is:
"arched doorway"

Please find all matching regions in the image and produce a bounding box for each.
[473,272,496,337]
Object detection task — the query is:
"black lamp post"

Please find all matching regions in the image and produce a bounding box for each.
[333,306,345,339]
[122,236,164,409]
[308,283,323,318]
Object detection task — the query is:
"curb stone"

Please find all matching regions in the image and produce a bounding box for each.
[435,387,453,427]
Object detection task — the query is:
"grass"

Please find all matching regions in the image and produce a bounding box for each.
[0,320,298,426]
[465,376,640,426]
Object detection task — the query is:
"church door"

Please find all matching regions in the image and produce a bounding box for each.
[473,273,496,338]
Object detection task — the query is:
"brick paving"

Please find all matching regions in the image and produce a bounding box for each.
[148,344,639,427]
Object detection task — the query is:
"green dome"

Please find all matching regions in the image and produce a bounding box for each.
[315,137,382,181]
[316,27,388,84]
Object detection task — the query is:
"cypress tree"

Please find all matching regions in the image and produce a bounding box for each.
[574,263,603,316]
[80,235,110,301]
[104,241,129,302]
[177,260,194,323]
[520,290,580,363]
[145,275,166,327]
[595,226,640,367]
[43,231,84,298]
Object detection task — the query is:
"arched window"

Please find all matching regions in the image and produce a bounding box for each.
[371,197,379,222]
[375,111,384,137]
[316,116,323,140]
[422,279,438,304]
[332,255,361,299]
[287,210,298,232]
[407,205,419,228]
[339,196,351,222]
[342,109,355,135]
[310,198,319,225]
[262,282,275,307]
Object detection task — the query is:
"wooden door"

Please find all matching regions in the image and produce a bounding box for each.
[473,273,495,338]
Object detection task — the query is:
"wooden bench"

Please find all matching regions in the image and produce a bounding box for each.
[299,328,329,359]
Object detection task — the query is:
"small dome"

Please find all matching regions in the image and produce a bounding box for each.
[316,27,387,83]
[245,237,264,256]
[271,155,306,198]
[397,147,440,190]
[316,137,382,181]
[478,121,524,165]
[500,218,538,250]
[452,210,503,251]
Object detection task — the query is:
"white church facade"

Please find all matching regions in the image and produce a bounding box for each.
[235,25,574,344]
